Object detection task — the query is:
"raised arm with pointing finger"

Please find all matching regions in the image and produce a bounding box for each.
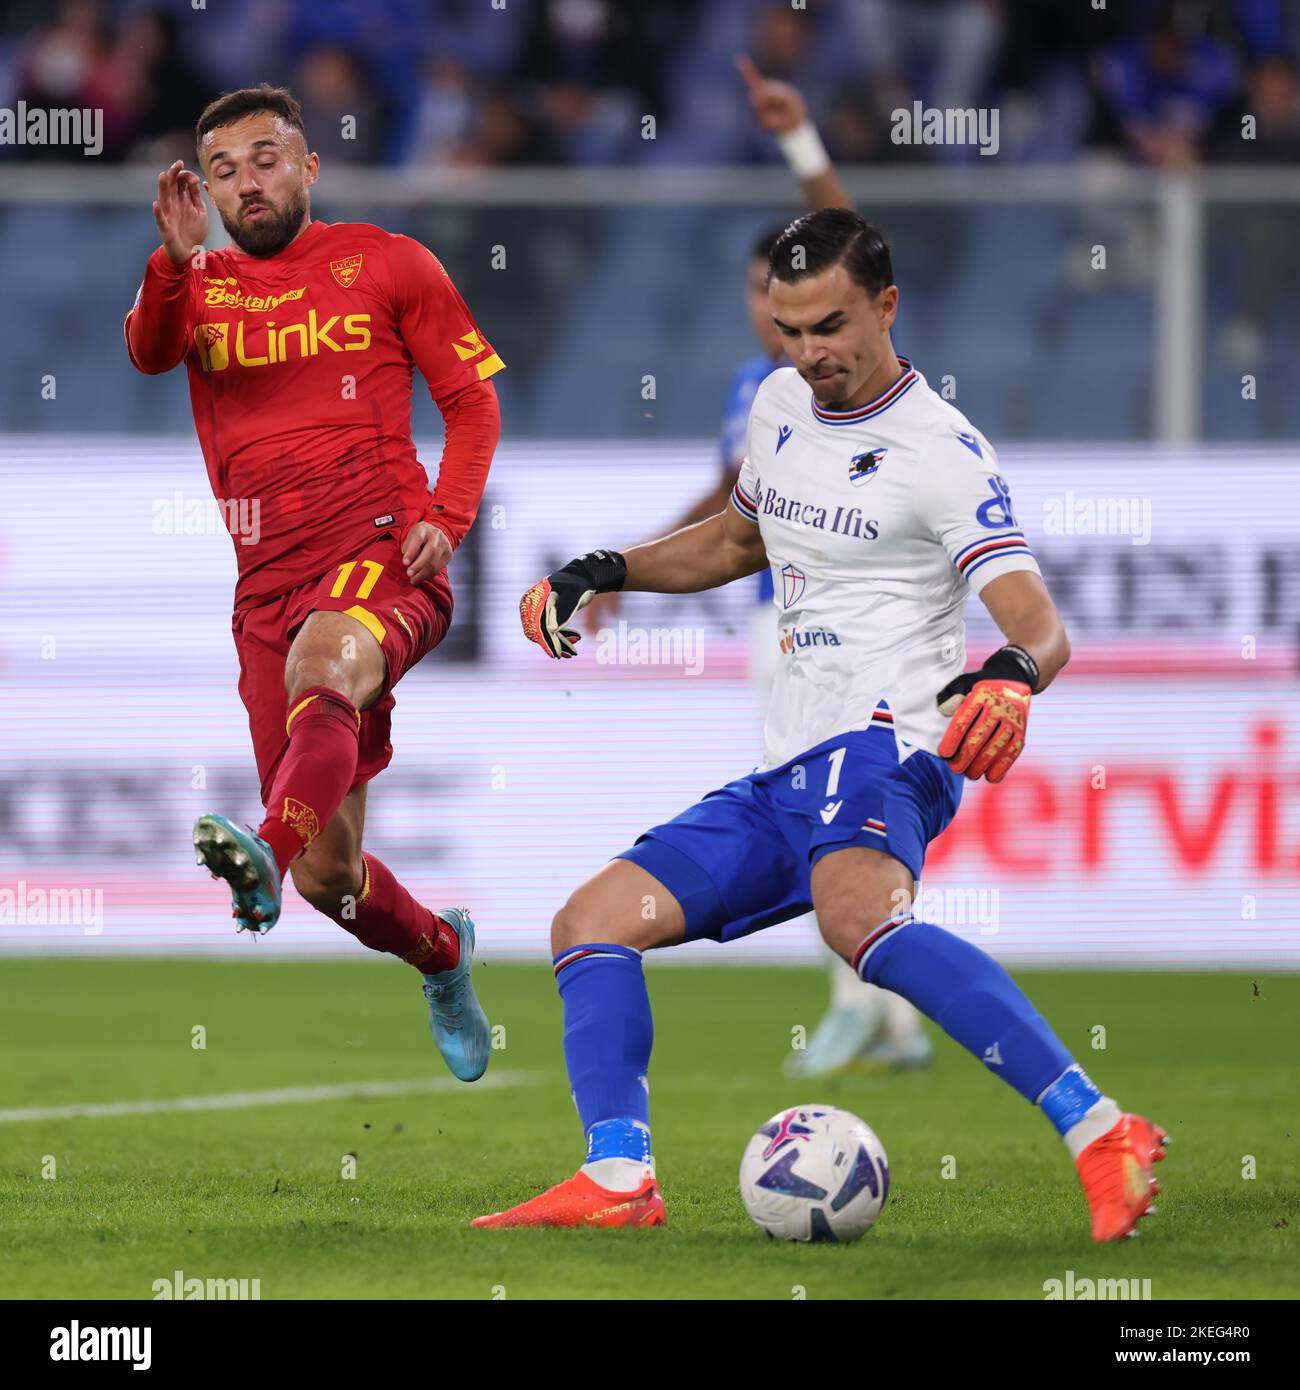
[734,54,853,213]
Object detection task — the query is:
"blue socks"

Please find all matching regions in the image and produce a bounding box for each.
[856,914,1075,1105]
[1038,1060,1105,1132]
[552,924,1123,1183]
[856,915,1124,1154]
[555,943,655,1189]
[1038,1063,1123,1157]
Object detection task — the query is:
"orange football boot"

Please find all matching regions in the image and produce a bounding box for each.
[472,1170,666,1229]
[1076,1113,1168,1241]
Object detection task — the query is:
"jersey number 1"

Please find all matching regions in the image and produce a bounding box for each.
[825,746,847,796]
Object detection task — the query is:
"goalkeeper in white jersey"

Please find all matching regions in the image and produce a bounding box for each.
[476,208,1166,1241]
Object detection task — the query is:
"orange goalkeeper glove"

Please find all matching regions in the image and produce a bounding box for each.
[519,549,628,659]
[935,644,1039,784]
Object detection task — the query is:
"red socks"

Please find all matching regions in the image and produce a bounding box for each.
[255,686,460,976]
[343,853,461,974]
[258,686,361,877]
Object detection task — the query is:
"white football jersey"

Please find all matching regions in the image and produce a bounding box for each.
[730,360,1040,768]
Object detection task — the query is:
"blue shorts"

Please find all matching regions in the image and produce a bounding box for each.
[617,725,962,944]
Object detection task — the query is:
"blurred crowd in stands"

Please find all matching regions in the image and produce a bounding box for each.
[3,0,1299,167]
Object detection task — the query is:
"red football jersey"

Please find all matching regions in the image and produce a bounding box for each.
[125,219,504,609]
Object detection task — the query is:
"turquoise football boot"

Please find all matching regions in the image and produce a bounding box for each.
[784,1006,935,1079]
[193,813,282,934]
[422,907,490,1082]
[783,1006,880,1079]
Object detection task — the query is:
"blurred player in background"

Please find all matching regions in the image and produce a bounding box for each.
[486,208,1167,1240]
[587,56,931,1080]
[124,84,501,1083]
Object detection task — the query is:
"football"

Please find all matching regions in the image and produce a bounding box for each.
[739,1104,890,1243]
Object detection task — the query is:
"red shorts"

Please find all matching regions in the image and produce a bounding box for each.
[233,534,454,807]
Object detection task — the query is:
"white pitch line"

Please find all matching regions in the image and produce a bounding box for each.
[0,1071,542,1125]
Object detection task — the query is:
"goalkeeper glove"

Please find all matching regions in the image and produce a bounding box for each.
[519,549,628,659]
[935,644,1039,784]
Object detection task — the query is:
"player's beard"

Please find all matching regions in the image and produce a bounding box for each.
[221,188,309,257]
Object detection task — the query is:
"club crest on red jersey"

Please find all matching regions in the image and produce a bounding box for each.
[330,254,363,288]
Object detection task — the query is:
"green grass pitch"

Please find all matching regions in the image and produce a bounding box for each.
[0,959,1295,1300]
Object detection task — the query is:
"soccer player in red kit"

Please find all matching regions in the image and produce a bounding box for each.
[124,85,501,1082]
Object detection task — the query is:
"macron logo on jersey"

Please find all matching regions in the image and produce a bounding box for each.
[776,424,793,453]
[955,430,983,458]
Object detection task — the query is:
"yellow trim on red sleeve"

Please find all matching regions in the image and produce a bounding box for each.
[475,352,505,381]
[452,329,485,361]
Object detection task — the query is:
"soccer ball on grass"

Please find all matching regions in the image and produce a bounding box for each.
[739,1104,889,1242]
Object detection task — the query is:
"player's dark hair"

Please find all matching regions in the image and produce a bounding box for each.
[195,85,307,161]
[768,208,894,298]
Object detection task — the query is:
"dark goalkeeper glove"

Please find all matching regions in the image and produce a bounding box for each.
[519,549,628,659]
[935,644,1040,784]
